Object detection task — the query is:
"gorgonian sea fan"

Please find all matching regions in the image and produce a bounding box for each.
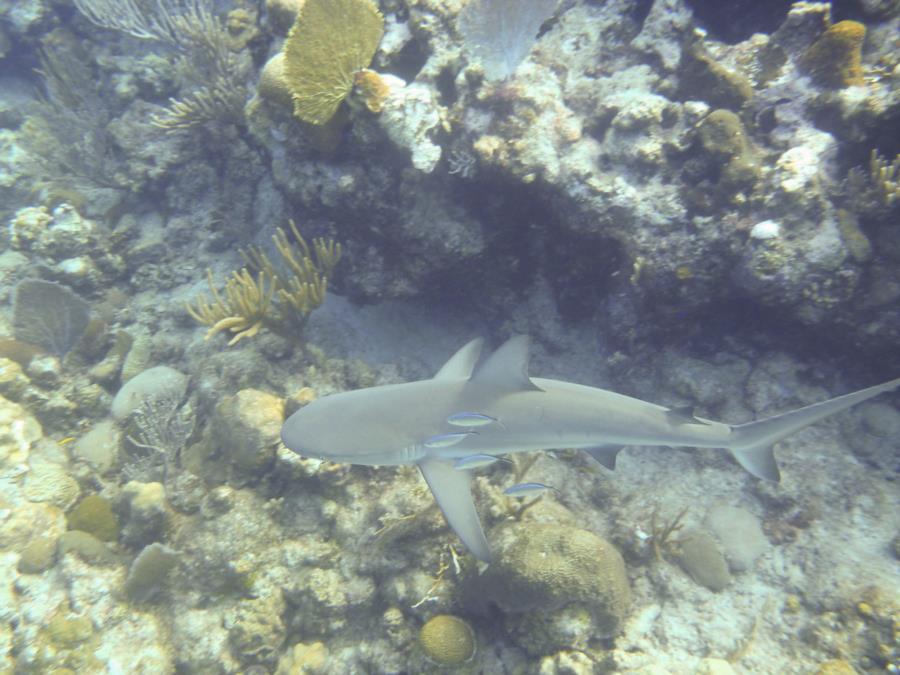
[459,0,559,81]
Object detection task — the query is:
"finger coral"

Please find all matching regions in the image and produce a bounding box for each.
[283,0,384,125]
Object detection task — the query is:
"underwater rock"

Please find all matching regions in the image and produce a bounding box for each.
[695,658,738,675]
[111,365,188,421]
[125,542,179,602]
[258,52,293,109]
[88,330,133,385]
[694,109,760,196]
[17,536,58,573]
[0,394,41,467]
[537,649,597,674]
[226,592,287,664]
[212,388,284,479]
[285,565,376,635]
[673,528,731,592]
[57,530,118,566]
[275,641,329,674]
[67,494,118,542]
[0,500,65,550]
[679,44,754,111]
[24,354,61,389]
[418,614,476,666]
[706,505,768,573]
[0,356,30,398]
[470,522,631,651]
[24,461,80,510]
[171,607,242,672]
[841,401,900,472]
[72,420,121,475]
[119,331,152,385]
[6,205,52,250]
[814,660,858,675]
[120,481,168,546]
[377,75,445,173]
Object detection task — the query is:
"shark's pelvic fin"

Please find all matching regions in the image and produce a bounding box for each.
[728,376,900,483]
[433,338,484,380]
[470,335,543,392]
[418,457,492,562]
[583,444,625,470]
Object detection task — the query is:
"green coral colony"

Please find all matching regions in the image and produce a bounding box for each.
[0,0,899,672]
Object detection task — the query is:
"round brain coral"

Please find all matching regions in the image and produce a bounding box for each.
[418,614,476,666]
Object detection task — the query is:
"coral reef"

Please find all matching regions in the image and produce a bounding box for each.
[0,0,898,671]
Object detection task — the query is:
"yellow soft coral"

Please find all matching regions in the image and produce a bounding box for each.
[186,222,341,346]
[283,0,384,125]
[800,20,866,88]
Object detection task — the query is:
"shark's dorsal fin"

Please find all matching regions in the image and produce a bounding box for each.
[418,457,492,562]
[470,335,542,392]
[434,338,484,380]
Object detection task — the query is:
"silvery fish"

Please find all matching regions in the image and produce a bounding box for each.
[453,454,510,470]
[447,412,502,428]
[503,482,559,498]
[423,431,477,449]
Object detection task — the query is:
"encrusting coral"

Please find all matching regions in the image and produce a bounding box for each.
[283,0,384,125]
[799,20,867,88]
[186,221,341,345]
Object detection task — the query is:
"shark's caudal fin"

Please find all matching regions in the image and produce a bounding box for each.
[728,377,900,482]
[418,457,492,562]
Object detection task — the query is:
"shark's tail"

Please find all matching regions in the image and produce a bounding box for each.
[727,377,900,482]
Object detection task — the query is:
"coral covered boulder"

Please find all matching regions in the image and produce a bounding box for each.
[468,522,630,653]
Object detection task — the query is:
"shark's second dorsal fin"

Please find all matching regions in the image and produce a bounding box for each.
[434,338,484,380]
[470,335,542,392]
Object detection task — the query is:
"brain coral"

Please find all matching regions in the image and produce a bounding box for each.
[418,614,476,666]
[476,523,631,639]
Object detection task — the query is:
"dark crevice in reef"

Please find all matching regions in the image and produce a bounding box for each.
[683,0,794,44]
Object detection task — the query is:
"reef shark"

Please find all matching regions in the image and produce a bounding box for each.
[280,336,900,562]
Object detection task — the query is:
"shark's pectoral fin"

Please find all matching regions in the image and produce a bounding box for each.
[418,457,492,562]
[583,445,625,470]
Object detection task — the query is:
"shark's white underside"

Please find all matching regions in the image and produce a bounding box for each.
[281,336,900,562]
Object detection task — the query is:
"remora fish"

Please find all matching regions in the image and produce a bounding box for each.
[281,336,900,563]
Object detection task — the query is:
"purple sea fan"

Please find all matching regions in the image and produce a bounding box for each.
[458,0,559,82]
